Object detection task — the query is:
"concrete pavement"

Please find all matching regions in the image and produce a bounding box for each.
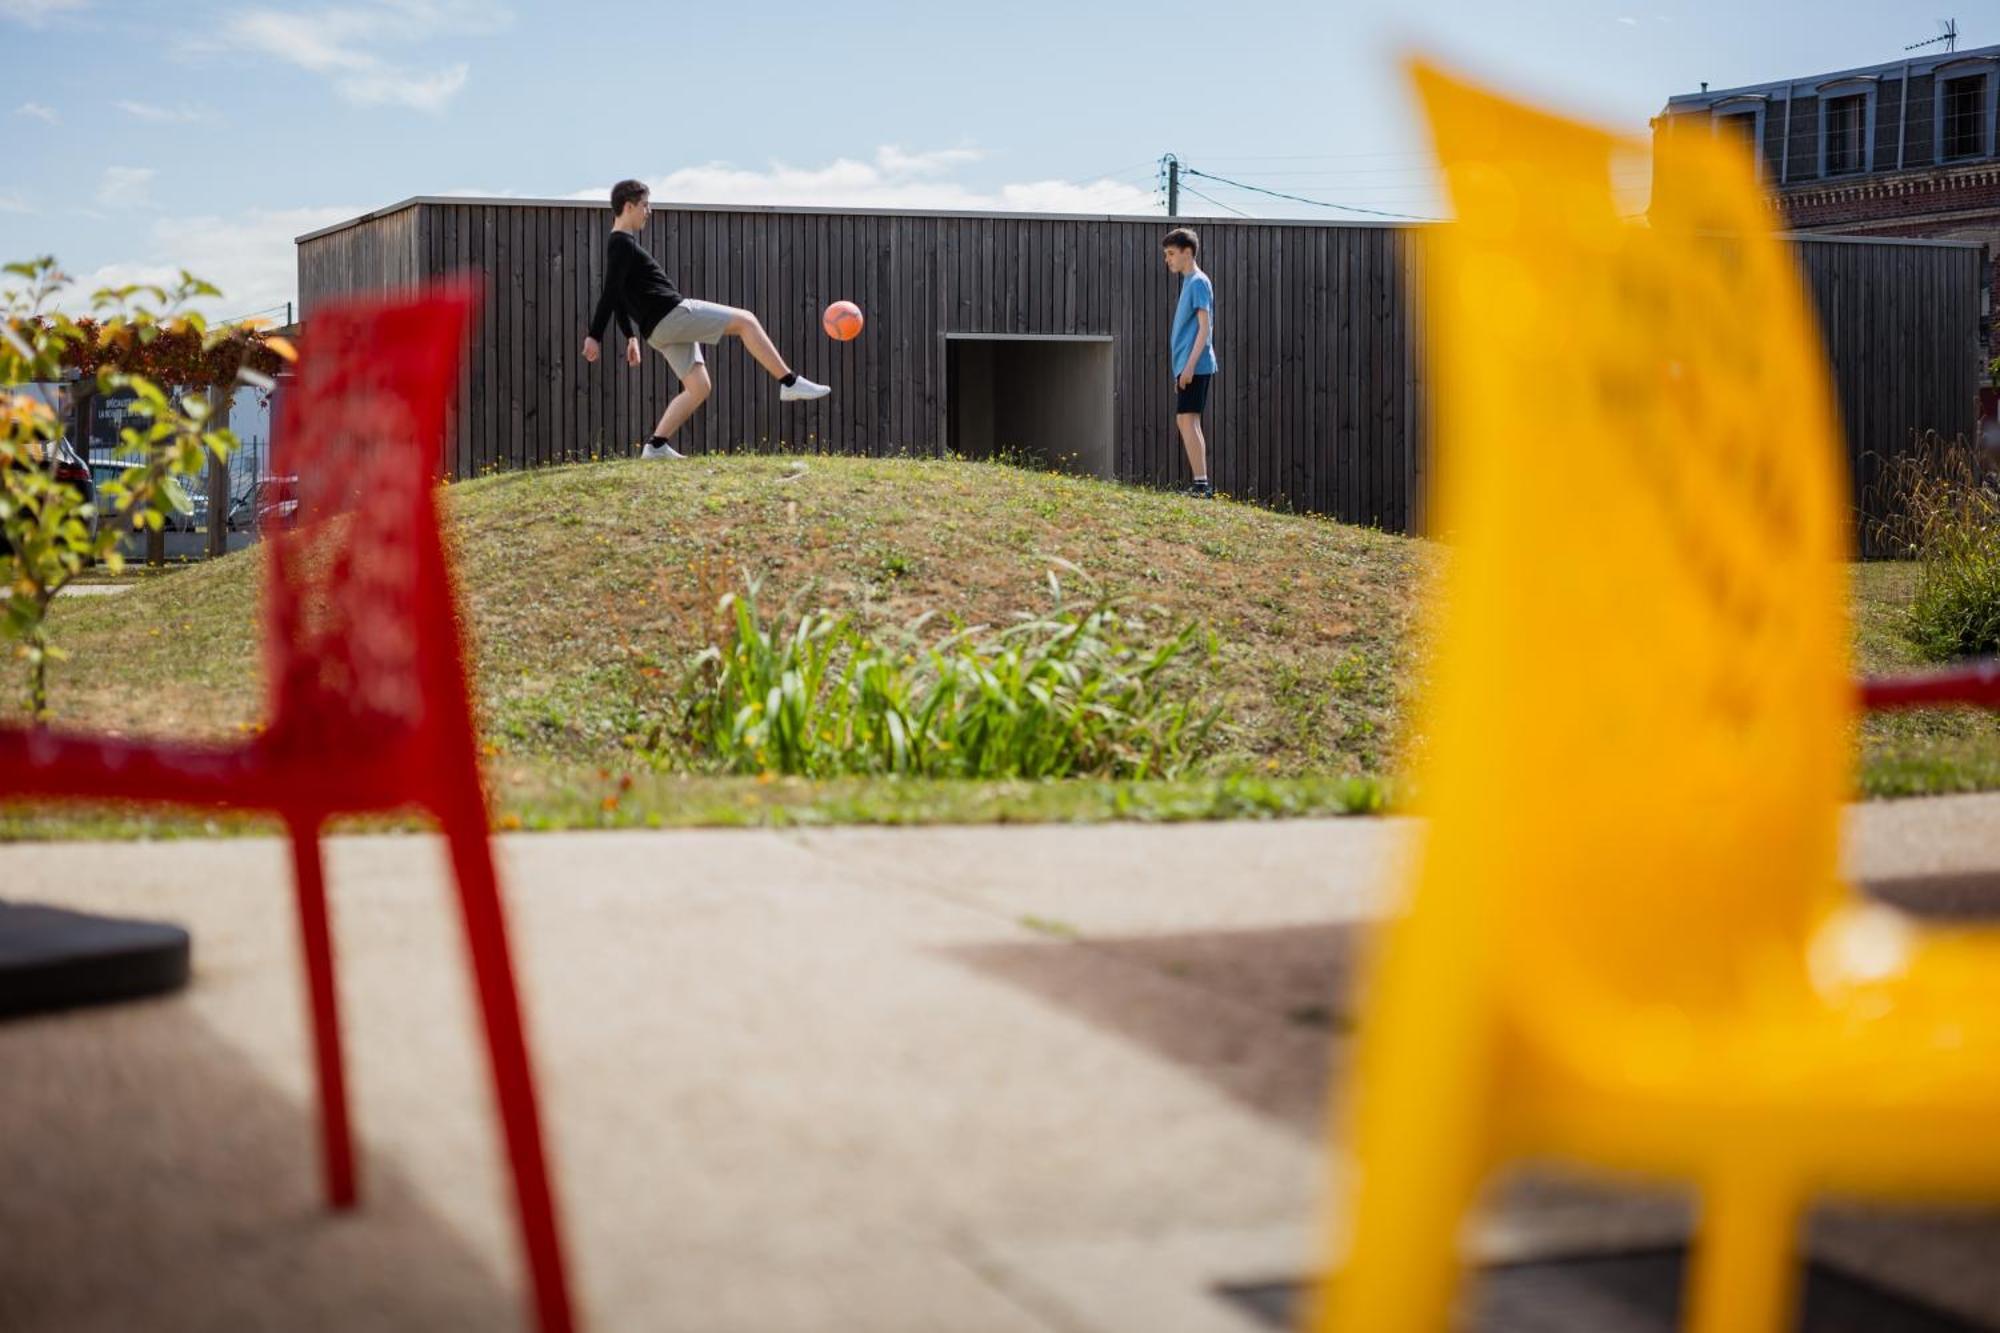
[2,799,1999,1331]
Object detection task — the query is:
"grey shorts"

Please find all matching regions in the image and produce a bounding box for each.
[644,299,735,377]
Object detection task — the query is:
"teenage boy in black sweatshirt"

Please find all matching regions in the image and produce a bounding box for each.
[582,178,829,459]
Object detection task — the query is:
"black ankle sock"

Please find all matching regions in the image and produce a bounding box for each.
[780,372,798,387]
[647,435,669,448]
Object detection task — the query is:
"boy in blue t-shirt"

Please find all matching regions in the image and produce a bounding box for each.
[1162,227,1218,498]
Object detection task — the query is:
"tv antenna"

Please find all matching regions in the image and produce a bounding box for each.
[1906,18,1959,53]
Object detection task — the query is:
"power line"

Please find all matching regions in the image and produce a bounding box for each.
[1181,165,1443,222]
[1072,157,1167,183]
[1177,183,1250,217]
[1175,149,1438,163]
[216,301,292,327]
[1193,165,1655,184]
[1190,179,1469,199]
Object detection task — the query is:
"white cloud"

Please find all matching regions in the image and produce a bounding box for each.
[114,100,208,123]
[15,101,58,124]
[0,194,31,213]
[59,204,359,319]
[97,166,157,208]
[566,145,1159,216]
[1617,15,1638,25]
[874,145,983,177]
[48,142,1155,332]
[0,0,85,26]
[338,61,467,110]
[218,1,501,111]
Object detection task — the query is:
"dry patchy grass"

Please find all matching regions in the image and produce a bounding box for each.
[11,455,1418,834]
[15,457,1996,838]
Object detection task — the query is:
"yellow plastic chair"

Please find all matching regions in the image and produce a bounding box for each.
[1316,63,2000,1333]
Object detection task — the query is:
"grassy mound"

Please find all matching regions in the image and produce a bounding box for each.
[20,455,1421,831]
[15,455,1998,836]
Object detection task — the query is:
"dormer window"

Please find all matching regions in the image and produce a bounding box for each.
[1717,111,1757,149]
[1940,67,1993,160]
[1824,95,1866,174]
[1814,77,1877,177]
[1710,95,1767,179]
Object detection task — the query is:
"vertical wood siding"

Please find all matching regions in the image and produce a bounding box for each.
[298,202,1976,538]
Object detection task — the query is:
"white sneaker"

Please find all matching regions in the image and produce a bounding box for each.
[640,440,685,460]
[780,376,830,403]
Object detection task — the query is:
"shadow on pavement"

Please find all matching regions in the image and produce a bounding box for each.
[0,994,518,1332]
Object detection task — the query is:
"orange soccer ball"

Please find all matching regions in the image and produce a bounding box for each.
[822,300,864,341]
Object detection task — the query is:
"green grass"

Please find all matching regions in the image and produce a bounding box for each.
[7,454,1999,839]
[1855,560,2000,797]
[4,455,1413,838]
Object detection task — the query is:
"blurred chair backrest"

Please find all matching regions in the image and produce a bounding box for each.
[1409,64,1856,1026]
[259,288,472,777]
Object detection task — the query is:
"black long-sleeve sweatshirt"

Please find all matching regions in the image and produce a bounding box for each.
[587,229,683,341]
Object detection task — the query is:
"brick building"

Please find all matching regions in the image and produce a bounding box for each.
[1659,43,2000,369]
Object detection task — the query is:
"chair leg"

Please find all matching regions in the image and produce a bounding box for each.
[443,818,576,1333]
[1315,932,1500,1332]
[1687,1170,1801,1333]
[289,815,357,1210]
[1316,1070,1494,1332]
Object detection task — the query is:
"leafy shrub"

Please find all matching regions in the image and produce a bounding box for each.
[678,576,1217,779]
[1869,431,2000,661]
[2,257,286,718]
[1908,536,2000,661]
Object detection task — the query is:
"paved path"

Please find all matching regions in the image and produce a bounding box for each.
[2,798,1998,1331]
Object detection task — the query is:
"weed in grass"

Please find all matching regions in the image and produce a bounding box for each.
[1909,550,2000,661]
[1869,431,2000,660]
[1330,649,1370,693]
[677,572,1218,780]
[871,545,915,580]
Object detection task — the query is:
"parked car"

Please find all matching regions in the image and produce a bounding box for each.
[229,474,299,531]
[86,459,195,532]
[48,437,94,529]
[3,434,97,551]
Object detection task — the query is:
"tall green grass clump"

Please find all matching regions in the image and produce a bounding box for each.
[1870,431,2000,661]
[679,576,1217,779]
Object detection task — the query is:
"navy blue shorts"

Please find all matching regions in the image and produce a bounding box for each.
[1175,372,1213,415]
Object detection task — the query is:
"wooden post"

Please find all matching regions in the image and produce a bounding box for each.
[146,467,166,568]
[206,385,232,559]
[67,376,92,451]
[145,385,164,566]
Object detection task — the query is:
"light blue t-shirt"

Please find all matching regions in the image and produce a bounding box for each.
[1171,270,1218,375]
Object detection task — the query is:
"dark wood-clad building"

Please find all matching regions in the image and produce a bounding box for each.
[297,197,1982,537]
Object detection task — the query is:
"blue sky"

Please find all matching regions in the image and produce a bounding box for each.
[0,0,1986,319]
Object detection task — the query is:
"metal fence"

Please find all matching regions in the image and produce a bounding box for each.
[75,381,291,561]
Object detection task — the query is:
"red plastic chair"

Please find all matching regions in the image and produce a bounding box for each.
[0,284,576,1333]
[1862,660,2000,711]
